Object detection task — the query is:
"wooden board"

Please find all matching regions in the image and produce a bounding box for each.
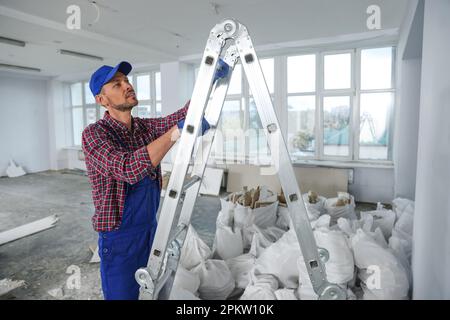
[0,278,25,296]
[0,215,58,246]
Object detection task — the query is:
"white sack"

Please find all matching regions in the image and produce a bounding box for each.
[394,208,414,236]
[351,229,409,300]
[242,224,273,253]
[217,198,236,227]
[324,196,357,225]
[169,288,201,300]
[314,229,354,284]
[274,288,298,300]
[392,198,415,220]
[302,193,327,219]
[234,201,279,230]
[275,206,292,231]
[213,225,243,260]
[180,226,212,270]
[173,266,200,294]
[192,259,235,300]
[255,229,301,288]
[240,285,276,300]
[225,253,256,289]
[366,209,396,240]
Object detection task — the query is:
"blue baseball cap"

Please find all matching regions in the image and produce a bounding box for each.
[89,61,132,97]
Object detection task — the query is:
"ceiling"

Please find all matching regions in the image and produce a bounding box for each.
[0,0,410,78]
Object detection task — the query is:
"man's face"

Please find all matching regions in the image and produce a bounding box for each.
[96,72,137,112]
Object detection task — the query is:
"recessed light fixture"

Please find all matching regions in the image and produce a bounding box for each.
[0,36,26,47]
[59,49,103,61]
[0,63,41,72]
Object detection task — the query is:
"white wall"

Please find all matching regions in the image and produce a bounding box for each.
[393,0,422,200]
[349,167,395,204]
[160,61,194,116]
[0,73,50,176]
[394,58,421,199]
[412,0,450,299]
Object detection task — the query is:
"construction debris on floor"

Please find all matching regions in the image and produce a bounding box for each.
[173,186,414,300]
[0,278,26,297]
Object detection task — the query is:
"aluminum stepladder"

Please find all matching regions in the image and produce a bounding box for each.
[135,19,346,301]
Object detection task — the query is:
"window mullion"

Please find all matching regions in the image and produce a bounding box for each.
[317,52,324,160]
[354,48,362,161]
[81,81,87,129]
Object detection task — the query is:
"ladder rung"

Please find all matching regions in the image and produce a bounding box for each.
[182,175,201,193]
[167,176,202,199]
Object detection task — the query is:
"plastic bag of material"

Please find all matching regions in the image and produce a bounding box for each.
[275,206,292,231]
[255,229,301,288]
[192,259,235,300]
[260,226,286,243]
[169,287,201,300]
[225,253,256,289]
[351,229,409,300]
[389,228,412,261]
[213,225,243,260]
[324,194,356,225]
[217,198,236,227]
[302,192,327,219]
[173,266,200,294]
[248,229,273,258]
[366,209,396,240]
[249,268,279,290]
[274,288,298,300]
[394,207,414,236]
[311,214,331,230]
[234,201,279,230]
[239,268,278,300]
[242,224,273,253]
[314,229,354,284]
[180,226,212,270]
[392,198,415,220]
[240,285,276,300]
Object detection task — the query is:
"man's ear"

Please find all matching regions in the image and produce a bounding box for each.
[95,94,106,107]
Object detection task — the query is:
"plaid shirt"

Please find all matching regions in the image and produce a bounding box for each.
[82,101,189,232]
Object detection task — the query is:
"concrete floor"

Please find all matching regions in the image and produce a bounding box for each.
[0,170,221,300]
[0,170,376,300]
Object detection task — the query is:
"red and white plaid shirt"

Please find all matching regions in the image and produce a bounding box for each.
[82,101,189,232]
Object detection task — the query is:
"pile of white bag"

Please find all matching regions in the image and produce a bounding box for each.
[172,186,414,300]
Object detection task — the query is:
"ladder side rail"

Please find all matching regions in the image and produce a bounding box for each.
[145,30,222,281]
[156,47,239,300]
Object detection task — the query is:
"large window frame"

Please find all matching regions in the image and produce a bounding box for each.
[286,45,395,165]
[192,44,396,165]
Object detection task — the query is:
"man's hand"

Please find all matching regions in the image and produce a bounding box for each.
[177,117,210,135]
[213,58,230,83]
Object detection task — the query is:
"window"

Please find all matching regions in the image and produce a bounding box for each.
[205,58,275,163]
[323,96,351,157]
[287,54,316,158]
[191,46,395,164]
[69,70,161,146]
[287,46,394,162]
[358,47,394,160]
[131,71,162,118]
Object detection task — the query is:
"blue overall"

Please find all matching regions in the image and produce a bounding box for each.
[98,128,160,300]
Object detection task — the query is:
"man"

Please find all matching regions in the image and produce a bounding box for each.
[82,60,228,300]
